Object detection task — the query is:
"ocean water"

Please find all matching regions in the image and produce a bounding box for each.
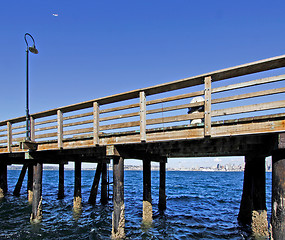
[0,170,272,240]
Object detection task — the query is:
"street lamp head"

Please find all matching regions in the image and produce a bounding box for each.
[29,46,39,54]
[24,33,39,54]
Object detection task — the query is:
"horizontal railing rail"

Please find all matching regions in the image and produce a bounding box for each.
[0,54,285,152]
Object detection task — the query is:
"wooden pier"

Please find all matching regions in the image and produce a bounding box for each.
[1,55,285,239]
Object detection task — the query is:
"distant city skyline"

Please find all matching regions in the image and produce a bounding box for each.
[31,156,272,170]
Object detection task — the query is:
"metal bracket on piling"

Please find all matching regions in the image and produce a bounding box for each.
[20,140,38,151]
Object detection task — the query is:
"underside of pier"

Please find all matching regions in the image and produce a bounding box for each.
[0,132,284,238]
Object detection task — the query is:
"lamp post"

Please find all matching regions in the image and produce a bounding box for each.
[24,33,38,141]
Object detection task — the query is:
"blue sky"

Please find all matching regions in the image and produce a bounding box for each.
[1,0,284,167]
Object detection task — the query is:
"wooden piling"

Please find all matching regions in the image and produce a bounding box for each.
[0,163,7,198]
[238,155,268,237]
[158,161,166,211]
[112,157,125,239]
[88,162,102,205]
[271,149,285,240]
[58,163,64,199]
[27,164,33,203]
[101,162,108,205]
[13,164,28,197]
[73,161,82,211]
[143,158,152,223]
[30,162,43,223]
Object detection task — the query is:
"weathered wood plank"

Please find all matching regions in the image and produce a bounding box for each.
[57,110,63,149]
[213,112,285,124]
[63,139,94,149]
[146,128,204,142]
[212,87,285,105]
[93,102,100,145]
[35,132,57,140]
[100,112,139,122]
[35,125,57,132]
[146,112,204,126]
[212,74,285,94]
[101,134,141,145]
[11,124,26,130]
[212,119,285,137]
[146,90,204,106]
[7,122,12,152]
[62,110,139,124]
[64,127,93,136]
[100,121,140,131]
[10,136,25,143]
[212,100,285,117]
[37,142,58,151]
[30,117,35,141]
[63,119,93,128]
[0,128,7,133]
[204,76,211,136]
[11,130,26,136]
[35,118,57,126]
[140,91,147,142]
[100,103,139,114]
[63,112,92,121]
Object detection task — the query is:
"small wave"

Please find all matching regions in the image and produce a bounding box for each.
[167,195,202,201]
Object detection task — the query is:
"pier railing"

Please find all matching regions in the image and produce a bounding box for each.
[1,55,285,152]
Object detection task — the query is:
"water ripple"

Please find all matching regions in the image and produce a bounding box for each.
[0,170,272,239]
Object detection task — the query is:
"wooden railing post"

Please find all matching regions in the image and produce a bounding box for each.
[7,122,12,152]
[57,110,63,149]
[204,76,212,136]
[93,102,100,145]
[30,116,35,141]
[140,91,146,142]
